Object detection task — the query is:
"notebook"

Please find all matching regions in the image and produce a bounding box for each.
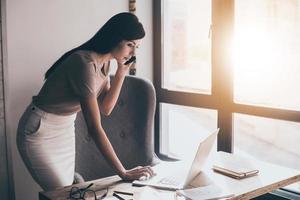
[132,128,219,190]
[212,151,259,179]
[176,184,234,200]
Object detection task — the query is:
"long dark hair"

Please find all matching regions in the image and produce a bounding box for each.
[45,12,145,79]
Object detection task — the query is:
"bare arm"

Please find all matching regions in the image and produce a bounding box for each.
[80,97,125,174]
[98,63,129,116]
[80,96,154,180]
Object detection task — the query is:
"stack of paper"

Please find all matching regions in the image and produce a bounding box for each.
[212,152,259,179]
[134,186,174,200]
[176,184,234,200]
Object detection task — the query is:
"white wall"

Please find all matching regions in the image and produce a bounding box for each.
[4,1,153,199]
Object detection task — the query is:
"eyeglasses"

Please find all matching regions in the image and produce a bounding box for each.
[69,183,108,200]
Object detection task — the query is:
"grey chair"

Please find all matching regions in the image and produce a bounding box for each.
[74,75,158,181]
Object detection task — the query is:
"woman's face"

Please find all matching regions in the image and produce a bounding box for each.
[111,39,141,64]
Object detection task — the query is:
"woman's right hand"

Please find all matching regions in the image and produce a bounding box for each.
[120,166,155,181]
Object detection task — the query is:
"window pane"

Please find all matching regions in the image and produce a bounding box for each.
[160,103,217,160]
[233,0,300,111]
[163,0,211,94]
[234,113,300,192]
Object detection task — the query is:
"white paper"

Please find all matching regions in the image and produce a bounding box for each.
[134,186,175,200]
[176,184,234,200]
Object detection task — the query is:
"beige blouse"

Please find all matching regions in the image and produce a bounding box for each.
[33,50,110,115]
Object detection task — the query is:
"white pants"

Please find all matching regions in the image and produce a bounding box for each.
[17,103,77,190]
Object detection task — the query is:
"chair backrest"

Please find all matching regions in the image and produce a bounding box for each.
[74,75,157,181]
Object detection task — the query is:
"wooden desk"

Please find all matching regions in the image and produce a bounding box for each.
[39,152,300,200]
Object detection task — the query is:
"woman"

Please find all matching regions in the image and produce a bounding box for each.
[17,12,154,190]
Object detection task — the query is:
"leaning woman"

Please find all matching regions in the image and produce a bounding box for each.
[17,12,154,190]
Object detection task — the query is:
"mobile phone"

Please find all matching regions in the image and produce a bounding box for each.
[124,56,136,65]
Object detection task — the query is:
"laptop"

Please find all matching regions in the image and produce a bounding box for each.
[132,128,219,190]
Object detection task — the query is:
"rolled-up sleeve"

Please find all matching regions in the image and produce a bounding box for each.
[67,53,98,98]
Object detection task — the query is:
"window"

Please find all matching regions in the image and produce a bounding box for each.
[162,0,212,94]
[160,103,217,159]
[154,0,300,193]
[234,0,300,111]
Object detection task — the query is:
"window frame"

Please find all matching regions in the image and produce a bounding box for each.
[153,0,300,156]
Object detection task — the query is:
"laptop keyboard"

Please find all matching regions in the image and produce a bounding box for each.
[158,175,180,186]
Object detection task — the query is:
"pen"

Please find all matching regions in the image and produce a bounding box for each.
[113,192,127,200]
[113,190,134,196]
[85,183,94,190]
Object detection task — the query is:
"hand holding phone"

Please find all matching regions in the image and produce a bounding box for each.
[124,56,136,65]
